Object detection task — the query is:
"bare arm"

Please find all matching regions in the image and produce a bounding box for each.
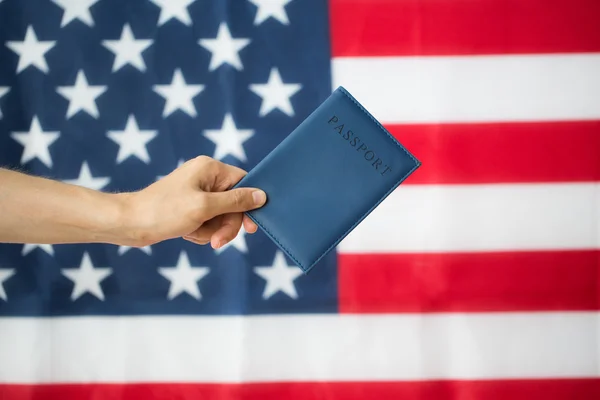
[0,157,266,249]
[0,167,132,246]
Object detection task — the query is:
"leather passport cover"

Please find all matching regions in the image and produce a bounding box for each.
[234,86,421,273]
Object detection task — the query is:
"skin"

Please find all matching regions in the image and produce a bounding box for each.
[0,156,267,250]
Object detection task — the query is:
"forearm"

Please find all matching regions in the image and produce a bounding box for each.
[0,168,136,246]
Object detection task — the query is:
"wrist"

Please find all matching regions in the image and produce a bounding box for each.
[108,192,153,247]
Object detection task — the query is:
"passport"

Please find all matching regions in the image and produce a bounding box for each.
[234,86,421,273]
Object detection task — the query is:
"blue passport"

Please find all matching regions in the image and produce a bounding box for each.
[234,86,420,273]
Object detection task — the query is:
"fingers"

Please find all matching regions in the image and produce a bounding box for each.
[183,213,258,248]
[243,214,258,233]
[220,163,248,188]
[191,156,248,191]
[201,187,266,221]
[183,215,222,244]
[183,235,210,245]
[210,212,243,249]
[185,156,264,242]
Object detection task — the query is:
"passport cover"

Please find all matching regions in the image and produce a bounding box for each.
[234,86,421,273]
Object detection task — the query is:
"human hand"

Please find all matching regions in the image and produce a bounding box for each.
[121,156,266,249]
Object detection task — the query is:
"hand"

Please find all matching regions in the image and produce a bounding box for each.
[123,156,266,249]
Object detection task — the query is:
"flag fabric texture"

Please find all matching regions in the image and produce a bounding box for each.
[0,0,599,399]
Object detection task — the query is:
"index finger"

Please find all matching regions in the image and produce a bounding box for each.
[196,157,248,191]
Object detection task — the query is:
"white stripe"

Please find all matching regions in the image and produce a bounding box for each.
[331,54,600,123]
[338,183,599,253]
[0,313,597,383]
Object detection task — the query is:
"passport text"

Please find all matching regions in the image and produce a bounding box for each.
[328,115,392,176]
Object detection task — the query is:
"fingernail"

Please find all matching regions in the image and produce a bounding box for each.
[252,190,266,206]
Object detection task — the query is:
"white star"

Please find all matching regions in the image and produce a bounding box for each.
[22,244,54,256]
[10,116,60,168]
[158,251,210,300]
[107,115,157,164]
[203,113,254,162]
[5,26,56,74]
[63,162,110,190]
[150,0,195,26]
[0,268,15,301]
[52,0,99,27]
[153,69,204,117]
[198,23,251,71]
[215,229,248,254]
[250,67,301,117]
[0,87,9,119]
[102,24,153,72]
[254,251,303,299]
[248,0,292,25]
[61,252,112,301]
[56,70,107,119]
[118,245,152,255]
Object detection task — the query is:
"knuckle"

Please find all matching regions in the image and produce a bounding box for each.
[194,155,211,164]
[203,158,221,175]
[191,155,216,171]
[232,190,246,208]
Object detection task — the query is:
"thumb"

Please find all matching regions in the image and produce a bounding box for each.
[202,187,267,219]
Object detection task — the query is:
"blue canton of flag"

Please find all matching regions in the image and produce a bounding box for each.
[0,0,337,317]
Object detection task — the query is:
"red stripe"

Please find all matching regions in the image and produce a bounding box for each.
[329,0,600,56]
[0,380,598,399]
[388,121,600,184]
[338,251,600,313]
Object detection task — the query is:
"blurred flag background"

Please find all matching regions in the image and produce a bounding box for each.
[0,0,599,399]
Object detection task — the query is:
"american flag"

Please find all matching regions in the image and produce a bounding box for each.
[0,0,599,398]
